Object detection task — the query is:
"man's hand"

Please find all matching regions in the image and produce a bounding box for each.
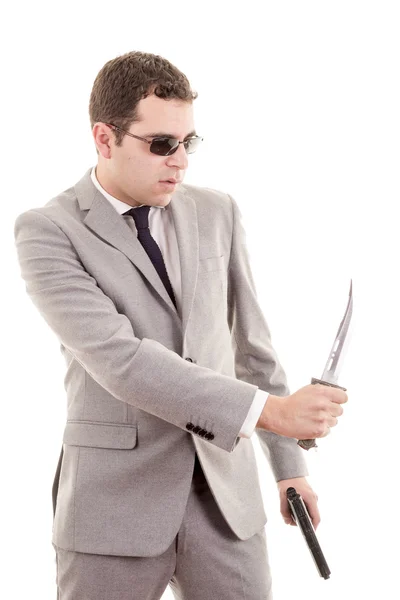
[256,383,348,440]
[277,477,320,529]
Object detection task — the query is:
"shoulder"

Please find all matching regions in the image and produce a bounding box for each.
[179,182,233,214]
[14,183,81,228]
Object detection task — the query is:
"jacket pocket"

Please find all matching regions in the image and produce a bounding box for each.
[63,420,137,449]
[198,254,224,273]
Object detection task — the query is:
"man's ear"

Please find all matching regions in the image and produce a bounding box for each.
[93,123,113,159]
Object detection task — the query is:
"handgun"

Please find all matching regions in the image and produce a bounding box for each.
[286,486,331,579]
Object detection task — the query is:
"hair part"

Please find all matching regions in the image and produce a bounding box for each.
[89,51,198,151]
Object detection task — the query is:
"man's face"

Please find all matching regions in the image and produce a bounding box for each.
[94,94,196,208]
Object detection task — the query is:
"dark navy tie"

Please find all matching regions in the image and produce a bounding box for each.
[124,206,177,309]
[125,206,204,477]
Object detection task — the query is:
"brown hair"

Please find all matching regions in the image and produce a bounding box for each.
[89,51,198,148]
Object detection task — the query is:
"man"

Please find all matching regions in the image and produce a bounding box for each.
[14,51,347,600]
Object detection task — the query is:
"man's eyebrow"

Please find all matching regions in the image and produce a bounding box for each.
[144,130,197,139]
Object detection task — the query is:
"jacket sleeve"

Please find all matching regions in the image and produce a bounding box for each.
[226,194,309,480]
[14,209,260,453]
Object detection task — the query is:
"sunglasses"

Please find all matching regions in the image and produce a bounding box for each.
[105,123,203,156]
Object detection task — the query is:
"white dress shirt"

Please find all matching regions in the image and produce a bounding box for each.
[90,167,269,438]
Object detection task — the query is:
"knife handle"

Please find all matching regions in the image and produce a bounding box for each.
[297,378,347,450]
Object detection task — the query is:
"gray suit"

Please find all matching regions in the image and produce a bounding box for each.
[14,168,307,589]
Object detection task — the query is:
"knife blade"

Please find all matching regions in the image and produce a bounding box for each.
[298,279,353,450]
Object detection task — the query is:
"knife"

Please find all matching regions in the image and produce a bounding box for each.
[298,279,353,450]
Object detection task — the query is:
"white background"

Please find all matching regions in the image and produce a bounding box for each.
[1,1,399,598]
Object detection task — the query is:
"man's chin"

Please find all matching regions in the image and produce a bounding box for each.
[154,189,174,203]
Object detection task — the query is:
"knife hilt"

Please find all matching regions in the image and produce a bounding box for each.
[297,378,347,450]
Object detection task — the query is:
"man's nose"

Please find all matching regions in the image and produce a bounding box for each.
[167,142,189,170]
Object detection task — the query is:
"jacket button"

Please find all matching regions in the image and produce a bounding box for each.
[198,429,207,436]
[185,357,193,362]
[192,426,201,434]
[186,422,194,430]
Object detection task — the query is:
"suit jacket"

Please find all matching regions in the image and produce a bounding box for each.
[14,168,308,557]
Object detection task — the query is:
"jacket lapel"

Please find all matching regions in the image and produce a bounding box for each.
[75,169,199,338]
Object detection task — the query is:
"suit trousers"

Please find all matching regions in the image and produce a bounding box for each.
[52,454,273,600]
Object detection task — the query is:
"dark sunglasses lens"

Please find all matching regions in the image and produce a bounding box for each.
[184,137,202,154]
[150,138,179,156]
[150,137,203,155]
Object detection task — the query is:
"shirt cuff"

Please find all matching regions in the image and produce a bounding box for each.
[238,389,269,438]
